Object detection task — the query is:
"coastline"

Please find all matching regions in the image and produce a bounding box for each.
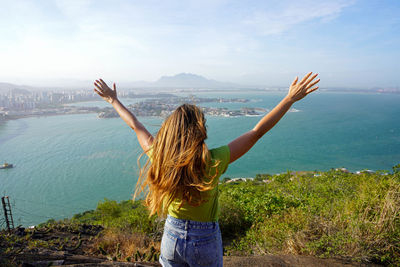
[2,89,400,123]
[0,109,97,123]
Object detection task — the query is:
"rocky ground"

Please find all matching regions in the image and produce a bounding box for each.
[0,226,382,267]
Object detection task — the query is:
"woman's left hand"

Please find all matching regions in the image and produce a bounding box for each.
[94,79,118,104]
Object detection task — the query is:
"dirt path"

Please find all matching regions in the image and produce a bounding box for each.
[3,254,381,266]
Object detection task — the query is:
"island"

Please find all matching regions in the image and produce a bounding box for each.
[98,96,266,118]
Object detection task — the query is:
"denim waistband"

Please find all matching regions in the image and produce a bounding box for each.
[166,215,218,230]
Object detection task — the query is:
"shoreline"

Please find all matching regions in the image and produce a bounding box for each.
[2,90,400,124]
[4,167,396,229]
[0,110,98,124]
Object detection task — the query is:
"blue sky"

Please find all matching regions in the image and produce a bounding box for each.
[0,0,399,88]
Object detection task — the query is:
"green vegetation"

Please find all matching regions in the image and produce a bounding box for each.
[71,199,160,234]
[14,165,399,265]
[220,168,400,266]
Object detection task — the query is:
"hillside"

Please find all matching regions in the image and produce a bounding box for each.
[1,165,399,266]
[153,73,236,88]
[0,82,34,93]
[0,73,241,90]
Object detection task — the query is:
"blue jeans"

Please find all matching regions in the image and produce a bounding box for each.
[159,215,223,267]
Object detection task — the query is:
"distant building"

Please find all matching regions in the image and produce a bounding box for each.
[335,167,350,173]
[225,177,253,183]
[356,170,374,175]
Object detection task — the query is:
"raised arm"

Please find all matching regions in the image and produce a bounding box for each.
[228,72,319,163]
[94,79,154,152]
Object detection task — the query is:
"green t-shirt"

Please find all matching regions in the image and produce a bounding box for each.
[148,145,230,222]
[167,145,230,222]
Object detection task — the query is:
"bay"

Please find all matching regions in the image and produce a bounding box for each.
[0,91,399,227]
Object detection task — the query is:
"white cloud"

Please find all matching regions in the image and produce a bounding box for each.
[55,0,93,16]
[242,0,355,35]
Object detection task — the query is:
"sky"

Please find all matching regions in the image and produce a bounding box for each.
[0,0,399,88]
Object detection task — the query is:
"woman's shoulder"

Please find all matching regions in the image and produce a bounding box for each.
[209,145,230,175]
[209,145,230,160]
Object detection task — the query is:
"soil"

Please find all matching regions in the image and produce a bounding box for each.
[223,255,381,267]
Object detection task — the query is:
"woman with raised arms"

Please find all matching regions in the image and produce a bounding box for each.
[94,72,319,267]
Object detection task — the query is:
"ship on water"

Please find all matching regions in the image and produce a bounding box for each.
[0,162,13,169]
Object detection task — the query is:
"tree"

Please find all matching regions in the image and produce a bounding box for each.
[393,163,400,174]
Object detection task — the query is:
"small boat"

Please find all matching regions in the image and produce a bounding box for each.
[0,162,13,169]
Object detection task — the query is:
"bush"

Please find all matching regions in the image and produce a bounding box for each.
[393,163,400,174]
[223,168,400,266]
[72,199,159,234]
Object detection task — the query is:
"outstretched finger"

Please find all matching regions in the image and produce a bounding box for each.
[99,79,108,87]
[304,73,318,86]
[95,80,104,89]
[113,82,117,92]
[94,88,104,97]
[300,72,312,84]
[306,78,320,90]
[291,76,298,86]
[306,86,319,94]
[94,83,103,91]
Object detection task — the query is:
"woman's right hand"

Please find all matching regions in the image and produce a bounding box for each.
[94,79,118,104]
[286,72,320,103]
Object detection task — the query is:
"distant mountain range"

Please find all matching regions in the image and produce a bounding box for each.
[119,73,239,89]
[1,74,397,92]
[0,73,241,91]
[0,82,36,93]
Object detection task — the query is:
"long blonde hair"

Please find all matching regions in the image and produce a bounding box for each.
[134,104,216,217]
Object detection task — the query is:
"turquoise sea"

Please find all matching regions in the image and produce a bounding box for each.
[1,91,399,227]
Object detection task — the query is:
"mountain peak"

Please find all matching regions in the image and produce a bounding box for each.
[158,73,209,82]
[155,73,230,88]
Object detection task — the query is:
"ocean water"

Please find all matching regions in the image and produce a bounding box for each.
[0,92,399,227]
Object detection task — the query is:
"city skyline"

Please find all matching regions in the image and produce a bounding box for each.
[0,0,399,88]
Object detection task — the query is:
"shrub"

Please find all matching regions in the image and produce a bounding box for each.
[72,199,159,234]
[225,168,400,265]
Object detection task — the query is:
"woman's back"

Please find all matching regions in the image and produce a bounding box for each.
[166,145,230,222]
[138,104,224,219]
